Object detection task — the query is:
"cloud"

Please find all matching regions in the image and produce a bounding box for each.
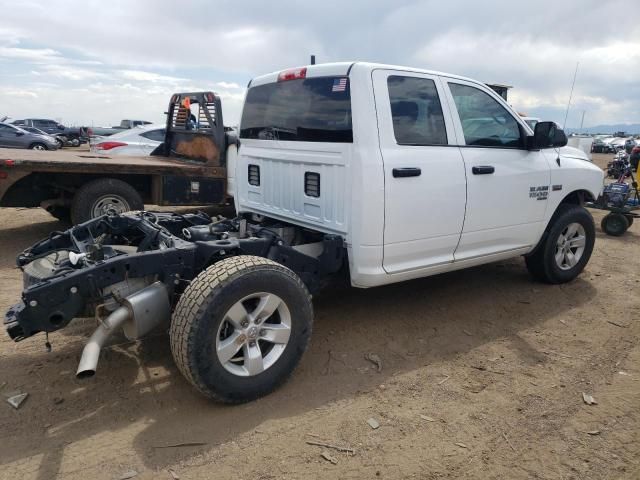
[2,88,38,99]
[215,81,242,90]
[0,46,62,62]
[40,64,106,81]
[119,70,188,83]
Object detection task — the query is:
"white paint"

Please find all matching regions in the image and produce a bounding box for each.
[235,62,605,288]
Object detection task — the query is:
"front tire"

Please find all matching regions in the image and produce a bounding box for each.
[170,256,313,403]
[29,143,47,150]
[525,204,595,284]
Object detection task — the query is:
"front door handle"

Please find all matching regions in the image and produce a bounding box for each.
[472,165,495,175]
[392,167,421,178]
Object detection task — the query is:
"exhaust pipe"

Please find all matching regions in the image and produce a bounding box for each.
[76,281,170,379]
[76,306,130,378]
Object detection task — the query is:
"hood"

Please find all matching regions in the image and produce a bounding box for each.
[558,145,590,162]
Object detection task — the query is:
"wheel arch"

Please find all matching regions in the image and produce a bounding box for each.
[558,189,596,207]
[527,191,595,257]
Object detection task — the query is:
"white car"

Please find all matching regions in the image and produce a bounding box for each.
[91,124,165,156]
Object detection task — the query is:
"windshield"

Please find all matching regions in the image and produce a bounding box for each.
[240,76,352,143]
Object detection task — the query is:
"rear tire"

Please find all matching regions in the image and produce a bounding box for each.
[70,178,143,224]
[601,213,629,236]
[170,256,313,404]
[525,204,595,284]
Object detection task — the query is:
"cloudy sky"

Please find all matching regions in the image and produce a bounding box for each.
[0,0,638,128]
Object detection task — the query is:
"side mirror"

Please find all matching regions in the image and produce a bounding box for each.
[15,131,24,136]
[529,121,568,149]
[58,124,65,130]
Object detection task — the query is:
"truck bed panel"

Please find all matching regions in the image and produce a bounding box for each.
[0,148,224,178]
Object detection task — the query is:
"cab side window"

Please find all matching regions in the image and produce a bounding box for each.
[387,76,447,145]
[449,83,522,148]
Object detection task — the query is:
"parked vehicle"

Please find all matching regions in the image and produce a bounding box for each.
[88,120,154,138]
[4,62,604,404]
[0,122,60,150]
[624,138,637,154]
[90,124,166,156]
[117,119,153,129]
[591,138,616,153]
[609,137,631,152]
[630,144,640,171]
[19,126,67,149]
[11,119,89,146]
[0,92,231,223]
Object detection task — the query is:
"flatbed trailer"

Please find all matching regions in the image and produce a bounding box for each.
[0,92,234,223]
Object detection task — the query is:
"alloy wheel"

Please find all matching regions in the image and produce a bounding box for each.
[555,222,586,270]
[216,292,292,377]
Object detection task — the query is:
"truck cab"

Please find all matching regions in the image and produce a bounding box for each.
[236,62,604,287]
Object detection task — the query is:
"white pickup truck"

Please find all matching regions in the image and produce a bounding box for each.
[5,62,604,403]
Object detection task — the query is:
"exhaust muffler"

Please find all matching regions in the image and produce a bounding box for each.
[76,281,170,378]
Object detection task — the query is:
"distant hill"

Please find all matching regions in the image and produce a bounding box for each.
[566,124,640,135]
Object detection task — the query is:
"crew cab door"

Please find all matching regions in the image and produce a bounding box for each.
[441,79,551,260]
[372,70,467,273]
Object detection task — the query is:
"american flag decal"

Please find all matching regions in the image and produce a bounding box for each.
[332,77,347,92]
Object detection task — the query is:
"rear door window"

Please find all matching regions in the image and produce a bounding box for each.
[240,77,352,142]
[387,76,448,145]
[448,83,522,148]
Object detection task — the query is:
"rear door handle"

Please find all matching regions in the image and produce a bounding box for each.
[392,167,421,178]
[472,165,495,175]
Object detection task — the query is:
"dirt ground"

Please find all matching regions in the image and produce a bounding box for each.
[0,153,638,480]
